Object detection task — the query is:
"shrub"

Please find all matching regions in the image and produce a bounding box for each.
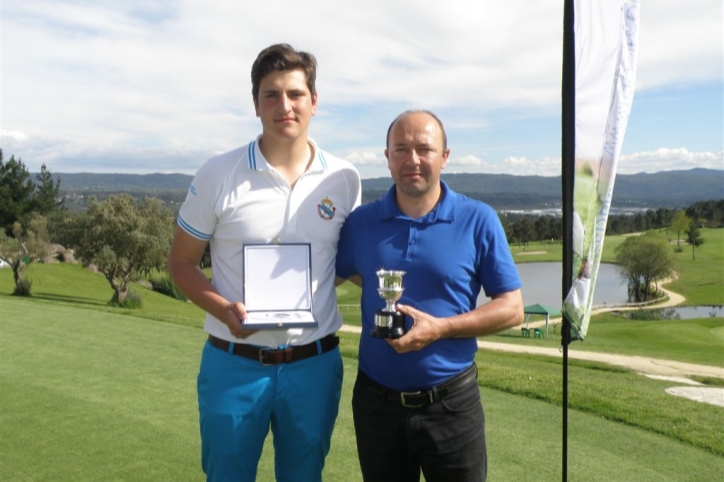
[149,275,186,301]
[627,309,661,321]
[627,307,680,321]
[12,277,33,297]
[110,289,143,309]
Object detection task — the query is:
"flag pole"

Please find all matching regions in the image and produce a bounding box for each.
[561,0,575,481]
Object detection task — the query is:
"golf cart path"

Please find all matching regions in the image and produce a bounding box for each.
[474,340,723,379]
[491,278,721,378]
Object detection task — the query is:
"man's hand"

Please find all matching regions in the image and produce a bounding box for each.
[386,303,450,353]
[222,301,257,339]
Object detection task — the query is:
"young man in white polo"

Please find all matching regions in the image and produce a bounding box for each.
[168,43,361,482]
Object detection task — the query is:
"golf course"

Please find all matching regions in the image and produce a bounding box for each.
[1,229,722,481]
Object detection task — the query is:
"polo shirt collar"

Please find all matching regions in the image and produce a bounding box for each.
[247,136,327,173]
[380,180,457,224]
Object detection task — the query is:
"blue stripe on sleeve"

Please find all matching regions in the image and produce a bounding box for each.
[177,216,212,241]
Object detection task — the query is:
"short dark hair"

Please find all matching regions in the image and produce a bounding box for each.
[385,110,448,151]
[251,43,317,101]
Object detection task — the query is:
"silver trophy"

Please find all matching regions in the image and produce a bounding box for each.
[372,269,406,339]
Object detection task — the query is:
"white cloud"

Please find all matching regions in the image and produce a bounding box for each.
[619,148,724,174]
[497,156,561,177]
[0,130,29,142]
[635,0,724,89]
[345,151,386,166]
[2,0,721,175]
[449,155,482,167]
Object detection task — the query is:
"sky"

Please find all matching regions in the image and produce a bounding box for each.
[2,0,722,179]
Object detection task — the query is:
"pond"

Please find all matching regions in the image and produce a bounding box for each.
[512,262,628,307]
[482,262,723,319]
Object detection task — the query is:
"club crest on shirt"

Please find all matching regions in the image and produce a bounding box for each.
[318,197,336,220]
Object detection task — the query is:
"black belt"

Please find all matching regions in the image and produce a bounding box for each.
[357,363,478,408]
[207,334,339,366]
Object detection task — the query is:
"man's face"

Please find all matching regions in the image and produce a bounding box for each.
[385,112,450,199]
[254,69,317,142]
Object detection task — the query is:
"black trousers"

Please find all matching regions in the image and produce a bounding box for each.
[352,365,487,482]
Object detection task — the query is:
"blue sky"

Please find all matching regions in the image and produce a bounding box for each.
[2,0,722,179]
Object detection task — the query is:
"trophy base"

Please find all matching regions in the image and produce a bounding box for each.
[372,311,405,339]
[371,326,404,339]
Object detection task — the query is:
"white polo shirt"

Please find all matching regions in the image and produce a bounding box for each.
[178,137,361,347]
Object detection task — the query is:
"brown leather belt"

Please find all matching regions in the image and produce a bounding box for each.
[207,334,339,366]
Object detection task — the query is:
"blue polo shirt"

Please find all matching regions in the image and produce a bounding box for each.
[336,181,521,391]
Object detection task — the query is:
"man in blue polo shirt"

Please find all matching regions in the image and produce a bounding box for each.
[336,110,523,482]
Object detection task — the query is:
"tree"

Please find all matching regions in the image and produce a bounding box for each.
[669,210,690,248]
[497,213,512,242]
[66,194,175,305]
[0,151,65,235]
[655,207,673,229]
[534,216,549,242]
[548,216,563,241]
[0,214,50,295]
[34,164,65,215]
[685,221,705,261]
[512,217,534,248]
[0,151,35,234]
[614,232,675,302]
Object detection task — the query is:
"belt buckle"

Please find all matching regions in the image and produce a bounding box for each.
[258,348,275,366]
[400,390,433,408]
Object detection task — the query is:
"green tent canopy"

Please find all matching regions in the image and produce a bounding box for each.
[523,303,562,335]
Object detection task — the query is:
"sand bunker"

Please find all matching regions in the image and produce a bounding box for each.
[644,374,724,407]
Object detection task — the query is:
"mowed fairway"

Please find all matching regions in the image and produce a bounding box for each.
[2,298,722,481]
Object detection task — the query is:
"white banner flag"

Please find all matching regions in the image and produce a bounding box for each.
[563,0,641,340]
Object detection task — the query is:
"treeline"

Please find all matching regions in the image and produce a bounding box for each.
[61,189,187,214]
[3,149,722,304]
[499,199,724,246]
[605,200,724,235]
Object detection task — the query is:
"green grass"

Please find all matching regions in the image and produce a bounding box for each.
[475,350,724,455]
[2,300,722,481]
[510,239,563,262]
[665,228,724,305]
[0,299,203,481]
[0,232,722,480]
[0,262,207,328]
[565,314,724,366]
[490,314,724,367]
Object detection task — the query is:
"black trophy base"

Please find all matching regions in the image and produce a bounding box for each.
[372,310,405,339]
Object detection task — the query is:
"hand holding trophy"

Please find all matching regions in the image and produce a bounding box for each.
[372,269,406,339]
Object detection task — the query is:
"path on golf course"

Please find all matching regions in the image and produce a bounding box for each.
[340,324,722,379]
[474,281,724,379]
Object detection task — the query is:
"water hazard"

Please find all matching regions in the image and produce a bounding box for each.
[503,262,722,318]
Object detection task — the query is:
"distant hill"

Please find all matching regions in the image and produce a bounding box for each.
[51,172,194,192]
[48,168,723,210]
[362,168,724,209]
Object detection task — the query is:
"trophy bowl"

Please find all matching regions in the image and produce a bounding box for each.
[372,269,406,339]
